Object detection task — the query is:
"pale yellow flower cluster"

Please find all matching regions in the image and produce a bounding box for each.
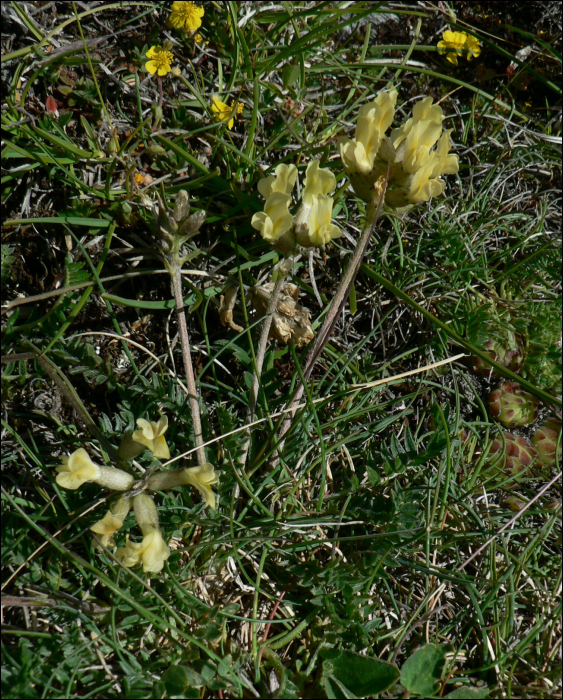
[338,87,459,210]
[251,160,341,252]
[56,413,220,575]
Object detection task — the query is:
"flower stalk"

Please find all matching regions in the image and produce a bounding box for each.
[142,190,207,466]
[277,173,389,446]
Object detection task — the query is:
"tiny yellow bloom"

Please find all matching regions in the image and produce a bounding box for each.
[211,94,244,129]
[118,415,170,460]
[251,192,294,244]
[91,496,132,548]
[116,531,170,573]
[302,194,342,247]
[181,463,219,509]
[145,45,174,77]
[437,30,480,66]
[56,448,100,490]
[169,1,204,32]
[464,34,481,61]
[194,33,208,45]
[90,512,124,548]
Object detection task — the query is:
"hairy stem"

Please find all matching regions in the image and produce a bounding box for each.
[170,259,206,466]
[278,180,387,444]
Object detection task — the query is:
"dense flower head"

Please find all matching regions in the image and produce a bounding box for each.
[252,282,314,347]
[118,415,170,461]
[338,87,459,210]
[169,1,204,32]
[145,45,174,76]
[211,95,244,130]
[252,160,340,251]
[437,30,481,65]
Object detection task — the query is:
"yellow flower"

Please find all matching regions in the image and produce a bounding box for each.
[90,495,131,548]
[211,94,244,130]
[115,494,170,573]
[257,163,298,198]
[298,194,342,247]
[253,159,340,251]
[169,1,204,32]
[437,30,481,66]
[116,531,170,573]
[338,87,459,210]
[56,448,135,491]
[193,33,208,45]
[251,192,294,244]
[91,496,132,547]
[145,45,174,76]
[91,511,124,547]
[181,463,219,509]
[118,415,170,461]
[56,448,100,490]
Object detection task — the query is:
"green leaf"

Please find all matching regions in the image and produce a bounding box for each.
[102,292,198,310]
[400,644,449,697]
[4,217,110,228]
[282,62,300,89]
[1,244,15,286]
[322,650,399,698]
[161,665,200,698]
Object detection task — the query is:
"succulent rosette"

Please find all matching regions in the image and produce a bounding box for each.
[469,337,523,380]
[483,432,537,480]
[531,417,562,467]
[488,381,539,429]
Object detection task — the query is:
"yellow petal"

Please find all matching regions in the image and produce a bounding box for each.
[90,512,124,548]
[303,160,336,204]
[258,163,298,198]
[139,530,170,573]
